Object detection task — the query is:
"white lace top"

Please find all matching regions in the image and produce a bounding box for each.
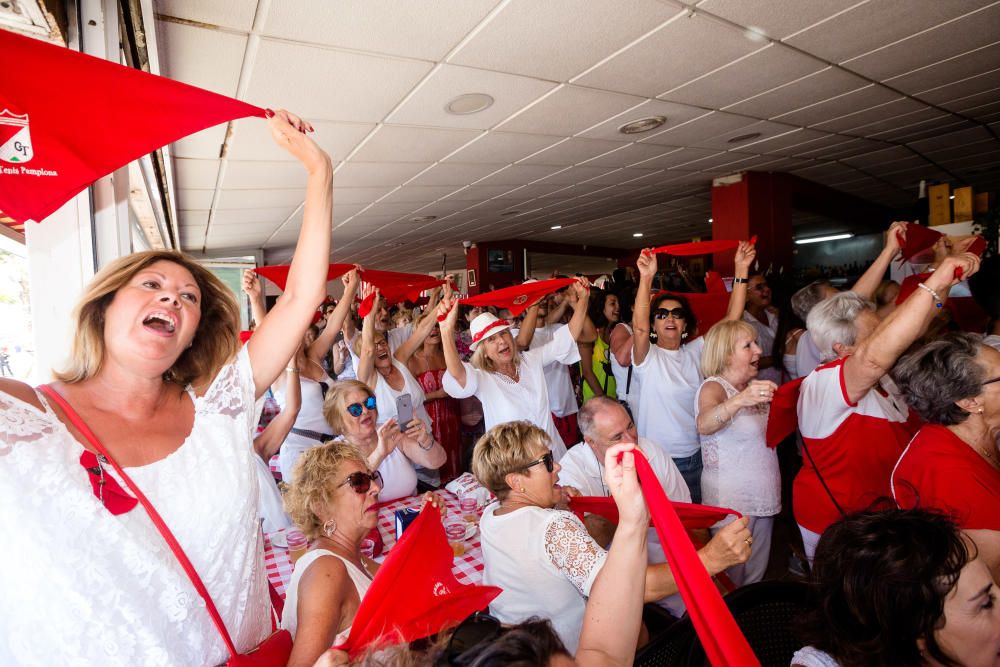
[480,505,607,654]
[0,347,270,666]
[696,376,781,517]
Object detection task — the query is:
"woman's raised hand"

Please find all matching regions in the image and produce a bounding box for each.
[736,379,778,408]
[266,109,330,174]
[403,417,432,447]
[241,269,261,299]
[374,418,402,458]
[342,267,359,293]
[636,248,657,281]
[734,241,756,272]
[437,296,459,333]
[885,221,908,257]
[570,276,590,305]
[604,443,649,529]
[930,252,981,291]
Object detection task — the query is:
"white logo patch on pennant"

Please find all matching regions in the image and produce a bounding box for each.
[0,110,33,164]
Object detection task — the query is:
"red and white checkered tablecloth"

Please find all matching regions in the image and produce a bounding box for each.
[263,489,485,599]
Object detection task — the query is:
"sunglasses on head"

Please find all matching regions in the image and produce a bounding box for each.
[337,470,383,494]
[984,376,1000,386]
[347,396,377,417]
[654,307,686,321]
[436,612,503,666]
[522,451,554,473]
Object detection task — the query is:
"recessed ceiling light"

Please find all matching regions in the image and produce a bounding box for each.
[411,215,438,223]
[445,93,494,115]
[727,132,762,144]
[501,210,521,216]
[618,116,667,135]
[744,26,768,42]
[633,232,644,237]
[550,225,562,230]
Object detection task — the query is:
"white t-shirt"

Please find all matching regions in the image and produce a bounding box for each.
[633,337,706,459]
[481,505,607,654]
[0,348,270,666]
[281,549,371,645]
[524,324,578,417]
[796,331,824,380]
[609,323,640,415]
[791,646,841,667]
[277,371,335,483]
[983,334,1000,351]
[443,325,580,460]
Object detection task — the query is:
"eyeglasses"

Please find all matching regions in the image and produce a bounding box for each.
[347,396,377,417]
[654,307,686,321]
[337,470,383,494]
[522,451,554,473]
[436,612,503,666]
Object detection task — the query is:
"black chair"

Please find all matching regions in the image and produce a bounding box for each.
[685,580,811,667]
[634,605,697,667]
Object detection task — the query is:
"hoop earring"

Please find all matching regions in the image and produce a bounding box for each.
[323,519,337,538]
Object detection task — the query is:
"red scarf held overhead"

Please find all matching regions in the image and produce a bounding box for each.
[336,506,501,658]
[254,263,354,291]
[0,29,266,224]
[357,269,445,318]
[629,450,760,666]
[458,277,578,317]
[651,235,757,257]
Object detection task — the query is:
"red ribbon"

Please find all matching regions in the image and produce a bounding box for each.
[651,236,757,257]
[470,319,511,346]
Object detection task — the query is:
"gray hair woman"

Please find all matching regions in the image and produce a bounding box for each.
[793,253,981,563]
[891,333,1000,577]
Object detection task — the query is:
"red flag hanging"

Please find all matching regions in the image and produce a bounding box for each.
[897,224,943,263]
[336,506,501,658]
[765,376,807,448]
[0,29,267,224]
[568,495,738,530]
[459,277,577,317]
[630,450,759,666]
[651,236,757,257]
[254,263,354,291]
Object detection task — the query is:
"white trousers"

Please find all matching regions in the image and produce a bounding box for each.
[799,524,822,565]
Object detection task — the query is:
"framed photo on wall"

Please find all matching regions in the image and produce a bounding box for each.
[467,269,477,288]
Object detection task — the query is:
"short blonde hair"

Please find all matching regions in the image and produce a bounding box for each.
[323,379,375,435]
[55,250,240,387]
[472,421,550,501]
[352,329,386,358]
[470,331,521,374]
[284,442,369,540]
[700,320,758,377]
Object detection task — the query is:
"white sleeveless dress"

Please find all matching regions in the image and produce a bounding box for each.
[281,549,372,645]
[0,347,270,666]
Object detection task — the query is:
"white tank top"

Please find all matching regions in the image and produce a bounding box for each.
[281,549,372,644]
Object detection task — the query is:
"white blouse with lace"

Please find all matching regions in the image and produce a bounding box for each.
[480,504,607,654]
[0,347,270,666]
[696,376,781,517]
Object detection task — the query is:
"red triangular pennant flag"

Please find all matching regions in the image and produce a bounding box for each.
[0,29,266,224]
[254,263,354,291]
[358,269,444,318]
[765,376,806,448]
[336,506,501,658]
[568,496,738,529]
[459,277,577,317]
[651,236,756,257]
[897,224,943,263]
[630,450,759,666]
[683,292,731,337]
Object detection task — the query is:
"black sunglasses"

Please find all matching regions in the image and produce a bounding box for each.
[654,307,686,321]
[984,376,1000,386]
[437,612,503,666]
[347,395,377,417]
[337,470,383,494]
[523,451,554,474]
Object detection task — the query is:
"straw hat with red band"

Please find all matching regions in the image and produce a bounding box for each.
[468,313,513,351]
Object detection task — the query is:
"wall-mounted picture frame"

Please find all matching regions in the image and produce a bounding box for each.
[467,269,477,288]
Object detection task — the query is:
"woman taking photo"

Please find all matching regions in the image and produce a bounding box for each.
[323,380,446,502]
[0,110,332,666]
[695,319,780,585]
[438,277,591,460]
[632,241,756,503]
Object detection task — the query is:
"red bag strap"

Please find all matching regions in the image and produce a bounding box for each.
[38,384,240,659]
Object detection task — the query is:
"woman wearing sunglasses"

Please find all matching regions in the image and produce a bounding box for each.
[631,241,756,504]
[891,332,1000,579]
[281,443,382,667]
[472,421,751,655]
[323,380,446,503]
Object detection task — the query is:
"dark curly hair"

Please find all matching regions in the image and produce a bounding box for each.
[892,332,986,425]
[797,508,972,667]
[651,292,698,342]
[452,618,568,667]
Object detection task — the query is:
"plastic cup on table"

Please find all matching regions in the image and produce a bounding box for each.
[444,521,467,557]
[460,496,477,523]
[286,529,308,564]
[360,538,376,560]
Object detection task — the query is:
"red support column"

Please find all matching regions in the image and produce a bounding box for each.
[710,172,793,276]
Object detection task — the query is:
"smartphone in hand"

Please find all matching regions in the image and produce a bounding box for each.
[395,393,414,432]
